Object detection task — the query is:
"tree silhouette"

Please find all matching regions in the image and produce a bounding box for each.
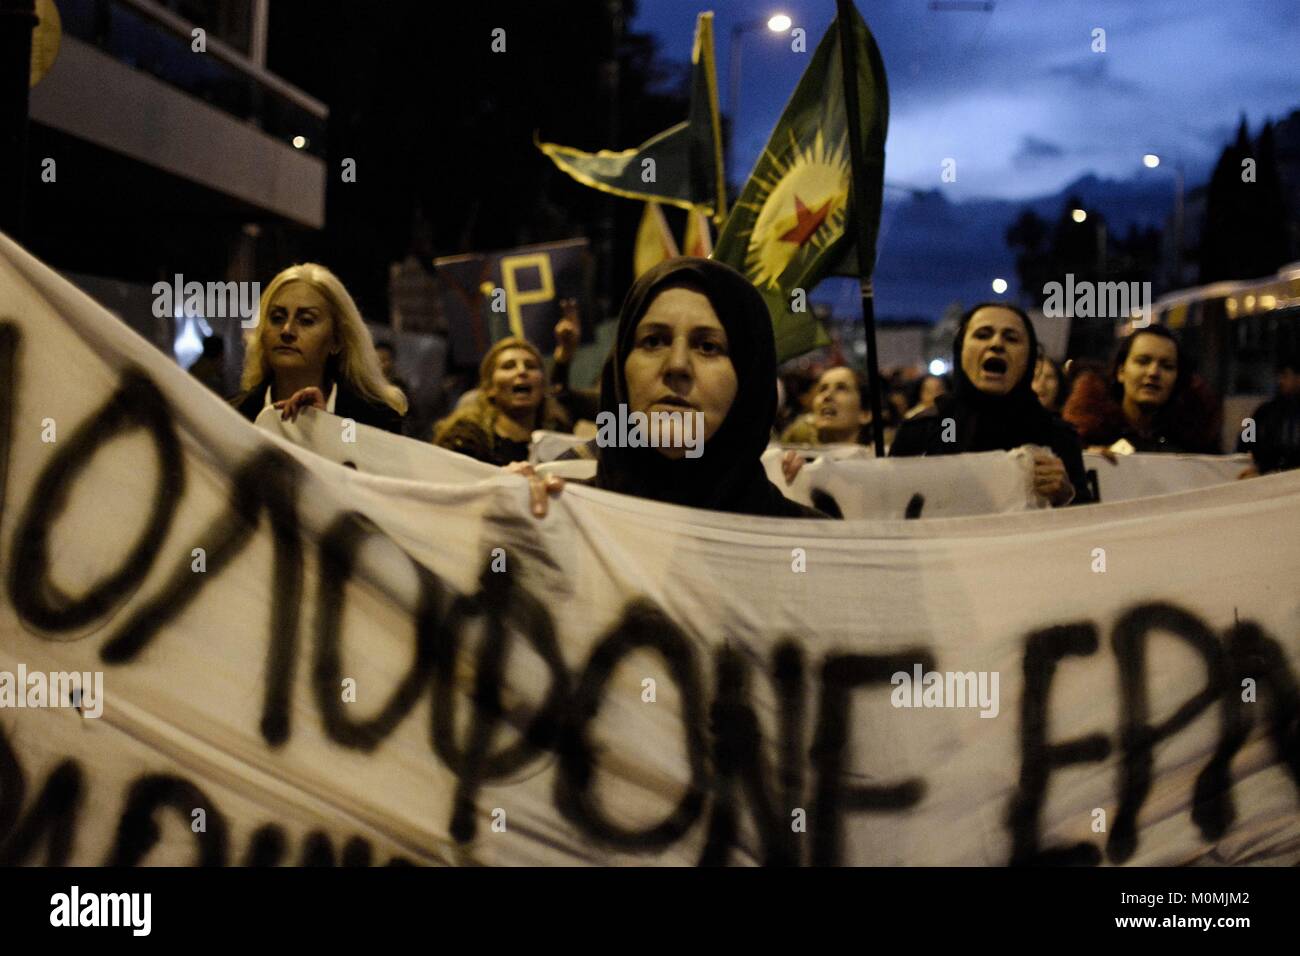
[1199,116,1290,282]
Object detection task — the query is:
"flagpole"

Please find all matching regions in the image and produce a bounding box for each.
[835,0,886,457]
[0,0,36,240]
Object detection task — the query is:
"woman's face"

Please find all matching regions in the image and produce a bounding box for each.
[1032,358,1060,408]
[623,286,738,458]
[1117,333,1178,409]
[813,367,868,437]
[485,347,544,415]
[960,307,1031,396]
[262,282,337,378]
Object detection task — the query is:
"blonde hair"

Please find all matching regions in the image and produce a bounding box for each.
[432,337,568,443]
[240,263,407,414]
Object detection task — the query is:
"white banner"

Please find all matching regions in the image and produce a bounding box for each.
[2,234,1298,866]
[1084,452,1252,503]
[761,446,1045,519]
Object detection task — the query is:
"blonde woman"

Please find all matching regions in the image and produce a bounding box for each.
[433,337,570,465]
[231,263,407,433]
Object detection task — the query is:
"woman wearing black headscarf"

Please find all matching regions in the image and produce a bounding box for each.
[508,257,826,518]
[890,302,1090,506]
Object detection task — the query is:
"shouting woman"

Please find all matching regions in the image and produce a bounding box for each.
[890,302,1090,506]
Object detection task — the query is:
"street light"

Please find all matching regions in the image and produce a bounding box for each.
[991,277,1008,294]
[728,14,792,186]
[1142,153,1160,169]
[1071,207,1107,277]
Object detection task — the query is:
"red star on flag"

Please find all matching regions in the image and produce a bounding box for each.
[779,195,832,245]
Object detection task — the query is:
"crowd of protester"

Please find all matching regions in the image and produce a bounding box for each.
[218,257,1300,520]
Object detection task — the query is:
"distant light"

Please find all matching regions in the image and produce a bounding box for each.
[767,13,793,32]
[1071,208,1087,223]
[991,277,1008,294]
[173,313,212,370]
[929,359,947,376]
[292,135,307,149]
[1142,154,1161,169]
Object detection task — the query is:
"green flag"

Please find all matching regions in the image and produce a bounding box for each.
[537,12,726,221]
[712,5,889,362]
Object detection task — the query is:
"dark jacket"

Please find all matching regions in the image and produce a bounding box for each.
[891,402,1092,504]
[231,377,405,435]
[434,419,530,466]
[1240,394,1300,473]
[551,355,601,423]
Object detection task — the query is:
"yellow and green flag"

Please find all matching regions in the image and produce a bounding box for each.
[712,4,889,362]
[683,206,713,258]
[633,201,680,278]
[537,12,727,221]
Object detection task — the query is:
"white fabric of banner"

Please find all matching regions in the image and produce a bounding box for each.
[2,234,1299,866]
[760,446,1046,519]
[1084,452,1253,503]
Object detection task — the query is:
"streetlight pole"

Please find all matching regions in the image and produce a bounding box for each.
[0,0,37,240]
[728,22,759,189]
[1143,154,1186,287]
[727,15,790,189]
[1172,163,1185,285]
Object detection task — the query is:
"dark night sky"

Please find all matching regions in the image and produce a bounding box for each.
[636,0,1299,198]
[255,1,1298,325]
[632,0,1300,319]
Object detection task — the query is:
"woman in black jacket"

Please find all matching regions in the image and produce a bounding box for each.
[891,302,1090,506]
[511,257,826,519]
[231,263,407,434]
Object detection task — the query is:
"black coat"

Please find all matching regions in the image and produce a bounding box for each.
[891,403,1093,505]
[1240,394,1300,473]
[231,378,404,435]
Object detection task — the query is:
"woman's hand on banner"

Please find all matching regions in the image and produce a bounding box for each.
[504,461,565,517]
[274,387,327,422]
[781,449,805,485]
[1031,450,1073,505]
